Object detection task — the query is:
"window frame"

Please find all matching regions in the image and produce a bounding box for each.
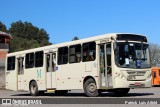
[82,41,96,62]
[25,52,35,69]
[58,46,68,65]
[69,44,82,63]
[7,56,16,71]
[35,51,44,67]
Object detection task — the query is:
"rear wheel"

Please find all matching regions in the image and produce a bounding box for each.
[84,78,99,97]
[29,81,42,96]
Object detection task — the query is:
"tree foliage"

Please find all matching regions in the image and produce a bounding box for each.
[149,43,160,66]
[72,36,79,41]
[9,36,39,52]
[9,20,51,52]
[0,22,7,32]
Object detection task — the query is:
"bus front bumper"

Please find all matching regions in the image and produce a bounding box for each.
[114,76,152,88]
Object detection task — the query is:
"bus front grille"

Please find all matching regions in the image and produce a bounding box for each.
[127,71,146,76]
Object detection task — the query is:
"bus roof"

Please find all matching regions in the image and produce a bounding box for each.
[7,33,147,56]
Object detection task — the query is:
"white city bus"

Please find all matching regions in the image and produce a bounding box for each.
[5,33,152,97]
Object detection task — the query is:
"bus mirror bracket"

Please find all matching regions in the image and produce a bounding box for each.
[111,37,117,50]
[113,42,117,50]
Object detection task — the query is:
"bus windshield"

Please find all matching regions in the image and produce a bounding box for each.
[115,42,151,68]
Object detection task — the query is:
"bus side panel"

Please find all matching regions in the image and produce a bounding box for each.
[37,67,46,90]
[5,57,18,91]
[56,60,98,90]
[82,61,99,87]
[56,61,98,90]
[56,63,84,90]
[6,69,18,91]
[23,67,46,91]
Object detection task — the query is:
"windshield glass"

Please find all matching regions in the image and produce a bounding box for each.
[115,42,151,68]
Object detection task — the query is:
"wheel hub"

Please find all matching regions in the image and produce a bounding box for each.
[31,85,36,93]
[88,83,97,93]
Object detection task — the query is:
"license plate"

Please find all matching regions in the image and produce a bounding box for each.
[135,82,141,86]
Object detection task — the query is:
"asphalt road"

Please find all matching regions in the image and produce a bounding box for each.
[0,87,160,107]
[0,87,160,98]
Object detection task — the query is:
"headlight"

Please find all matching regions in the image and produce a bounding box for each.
[147,70,152,79]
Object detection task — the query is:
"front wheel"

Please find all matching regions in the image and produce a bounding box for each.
[84,78,99,97]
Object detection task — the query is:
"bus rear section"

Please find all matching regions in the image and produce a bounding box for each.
[152,67,160,86]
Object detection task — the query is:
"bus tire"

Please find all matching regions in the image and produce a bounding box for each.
[113,88,130,96]
[55,90,68,96]
[84,78,99,97]
[29,81,40,96]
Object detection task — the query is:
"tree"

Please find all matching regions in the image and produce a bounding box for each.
[149,43,160,66]
[9,36,39,52]
[9,20,51,52]
[72,36,79,41]
[0,21,7,32]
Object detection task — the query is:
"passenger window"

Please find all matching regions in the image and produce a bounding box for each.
[159,69,160,76]
[7,56,15,71]
[35,51,44,67]
[52,53,56,71]
[25,53,34,68]
[69,44,81,63]
[46,54,50,72]
[58,47,68,65]
[82,42,96,62]
[154,72,156,78]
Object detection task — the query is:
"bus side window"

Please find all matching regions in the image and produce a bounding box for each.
[47,54,50,72]
[154,72,156,78]
[35,51,44,67]
[106,44,112,74]
[7,56,15,71]
[82,42,96,62]
[58,47,68,65]
[25,53,34,69]
[53,53,56,71]
[18,59,21,74]
[69,44,81,63]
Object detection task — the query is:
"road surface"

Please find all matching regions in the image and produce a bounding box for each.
[0,87,160,106]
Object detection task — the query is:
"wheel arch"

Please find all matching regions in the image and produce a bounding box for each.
[29,80,36,89]
[83,76,96,86]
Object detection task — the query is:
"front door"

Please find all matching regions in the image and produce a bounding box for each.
[46,52,56,89]
[99,43,112,87]
[17,57,24,90]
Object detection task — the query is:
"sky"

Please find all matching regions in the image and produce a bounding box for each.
[0,0,160,44]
